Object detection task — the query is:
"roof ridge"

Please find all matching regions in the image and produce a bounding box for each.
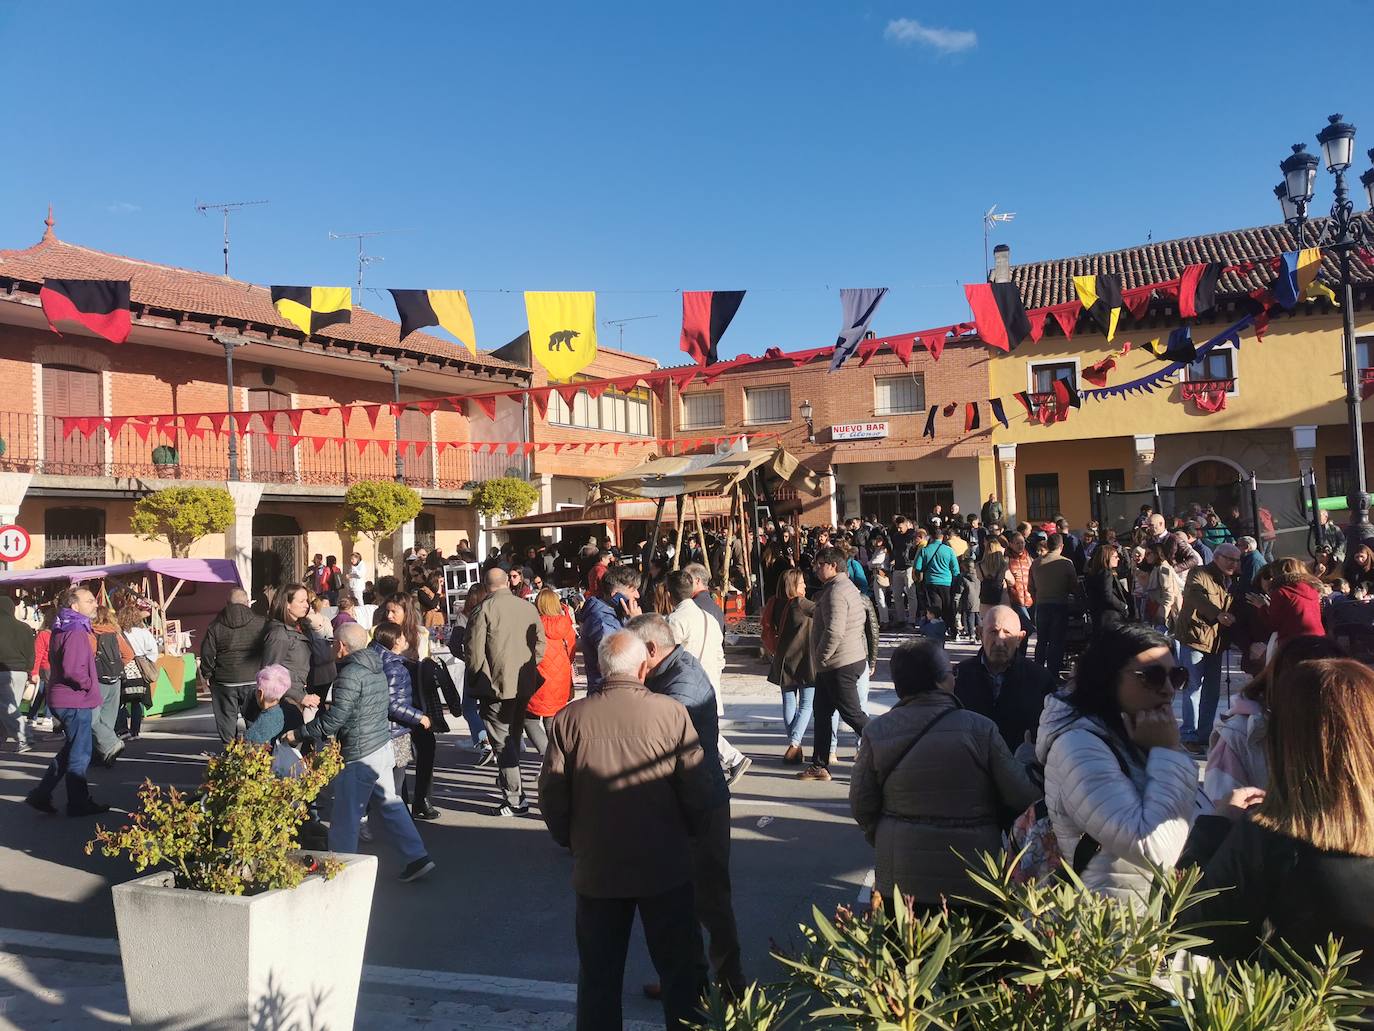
[0,236,263,287]
[1008,219,1320,270]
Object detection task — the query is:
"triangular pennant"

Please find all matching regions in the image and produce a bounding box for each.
[891,336,915,366]
[377,439,392,456]
[1122,287,1153,320]
[528,387,551,420]
[857,337,882,367]
[464,395,493,420]
[354,439,370,456]
[288,435,303,447]
[285,409,305,434]
[231,411,254,433]
[613,442,624,455]
[920,333,947,361]
[265,432,279,449]
[105,415,130,437]
[1027,309,1049,343]
[133,421,154,442]
[413,441,429,457]
[208,412,228,434]
[522,442,537,455]
[1051,303,1081,339]
[505,442,520,456]
[363,404,383,429]
[584,380,609,400]
[415,399,441,418]
[312,436,330,454]
[185,425,206,443]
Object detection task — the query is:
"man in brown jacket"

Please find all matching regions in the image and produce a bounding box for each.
[1177,542,1240,750]
[467,567,546,815]
[800,546,869,783]
[539,630,716,1030]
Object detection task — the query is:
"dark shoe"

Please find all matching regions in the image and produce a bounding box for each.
[475,743,496,767]
[782,744,804,765]
[725,755,753,788]
[412,802,440,821]
[25,793,57,815]
[495,799,530,817]
[642,982,662,1000]
[99,744,124,768]
[797,764,832,782]
[398,856,436,883]
[67,800,111,817]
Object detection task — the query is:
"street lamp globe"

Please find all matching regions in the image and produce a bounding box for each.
[1274,183,1300,222]
[1281,143,1319,205]
[1317,113,1357,173]
[799,399,813,423]
[1361,149,1374,211]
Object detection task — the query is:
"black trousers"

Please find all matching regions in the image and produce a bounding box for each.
[210,681,256,745]
[693,804,744,991]
[925,583,954,630]
[576,881,704,1031]
[409,727,435,807]
[811,659,869,767]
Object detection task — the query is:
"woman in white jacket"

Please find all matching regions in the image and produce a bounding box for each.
[1037,623,1201,904]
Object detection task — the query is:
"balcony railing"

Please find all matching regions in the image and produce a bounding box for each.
[0,412,528,489]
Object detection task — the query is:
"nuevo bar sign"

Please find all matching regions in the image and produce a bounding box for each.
[831,422,889,441]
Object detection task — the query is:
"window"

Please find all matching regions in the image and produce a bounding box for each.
[1187,346,1237,394]
[548,378,653,435]
[1327,455,1351,499]
[744,385,791,425]
[874,375,924,416]
[1030,361,1078,394]
[1358,336,1374,370]
[681,391,724,430]
[1024,473,1061,523]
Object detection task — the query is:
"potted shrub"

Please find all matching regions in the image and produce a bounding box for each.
[86,739,376,1031]
[151,444,179,471]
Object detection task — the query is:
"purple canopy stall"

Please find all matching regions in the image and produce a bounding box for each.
[0,558,242,716]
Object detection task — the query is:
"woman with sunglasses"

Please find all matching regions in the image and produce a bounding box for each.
[1036,623,1199,904]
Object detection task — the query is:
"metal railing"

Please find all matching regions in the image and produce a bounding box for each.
[0,411,528,490]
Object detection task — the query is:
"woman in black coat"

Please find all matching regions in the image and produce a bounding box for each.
[1184,657,1374,987]
[1084,544,1132,631]
[768,569,816,765]
[261,583,324,706]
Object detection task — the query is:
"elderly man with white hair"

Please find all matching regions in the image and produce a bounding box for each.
[539,630,717,1030]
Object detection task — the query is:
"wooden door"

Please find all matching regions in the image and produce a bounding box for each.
[42,365,104,474]
[248,389,293,482]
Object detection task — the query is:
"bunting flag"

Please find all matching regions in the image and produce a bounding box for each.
[1273,248,1323,310]
[679,290,746,366]
[39,279,132,344]
[270,286,352,335]
[1082,356,1116,387]
[389,289,476,354]
[963,282,1031,352]
[1147,326,1196,362]
[1012,391,1033,418]
[1178,262,1223,318]
[1056,377,1081,410]
[964,402,980,432]
[922,405,937,439]
[829,288,888,371]
[989,398,1009,428]
[1072,274,1123,341]
[524,291,598,380]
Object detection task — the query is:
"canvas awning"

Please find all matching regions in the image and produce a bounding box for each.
[590,446,822,501]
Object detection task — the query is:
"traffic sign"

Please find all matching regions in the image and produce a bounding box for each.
[0,525,31,562]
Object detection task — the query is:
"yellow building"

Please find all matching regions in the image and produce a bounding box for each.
[987,223,1374,539]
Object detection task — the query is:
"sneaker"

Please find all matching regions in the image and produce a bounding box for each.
[796,764,832,782]
[475,743,496,767]
[17,742,32,754]
[726,755,753,788]
[495,799,530,817]
[359,818,373,842]
[67,800,111,817]
[398,856,436,883]
[25,793,57,815]
[30,717,54,733]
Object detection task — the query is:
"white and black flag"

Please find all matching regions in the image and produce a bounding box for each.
[829,287,888,371]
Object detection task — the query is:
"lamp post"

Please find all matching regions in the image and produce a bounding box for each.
[1273,114,1374,552]
[211,331,252,481]
[800,399,815,444]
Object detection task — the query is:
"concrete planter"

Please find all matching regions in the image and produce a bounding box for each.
[111,852,377,1031]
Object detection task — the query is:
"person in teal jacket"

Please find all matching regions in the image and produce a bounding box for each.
[914,531,960,639]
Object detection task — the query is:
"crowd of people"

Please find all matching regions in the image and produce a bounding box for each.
[4,494,1374,1029]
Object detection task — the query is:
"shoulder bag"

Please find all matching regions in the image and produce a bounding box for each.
[877,706,957,792]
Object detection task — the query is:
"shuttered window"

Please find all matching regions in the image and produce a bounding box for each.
[682,391,725,429]
[43,365,103,473]
[744,385,790,424]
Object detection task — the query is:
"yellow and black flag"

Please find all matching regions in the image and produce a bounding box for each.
[389,289,476,354]
[524,291,598,380]
[270,286,353,335]
[1072,274,1123,342]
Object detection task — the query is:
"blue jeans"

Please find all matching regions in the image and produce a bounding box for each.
[1009,602,1033,658]
[462,693,488,747]
[31,706,94,810]
[328,743,427,864]
[1181,647,1225,743]
[1034,602,1069,675]
[782,686,815,747]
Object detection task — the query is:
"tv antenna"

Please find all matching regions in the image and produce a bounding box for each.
[328,228,415,290]
[603,313,658,346]
[982,204,1016,275]
[195,199,269,277]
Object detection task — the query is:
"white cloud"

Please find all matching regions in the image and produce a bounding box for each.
[884,18,977,54]
[107,201,141,214]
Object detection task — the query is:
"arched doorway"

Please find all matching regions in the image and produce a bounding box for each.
[1171,458,1245,526]
[251,513,302,600]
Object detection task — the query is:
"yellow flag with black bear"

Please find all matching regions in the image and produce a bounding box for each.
[525,291,597,380]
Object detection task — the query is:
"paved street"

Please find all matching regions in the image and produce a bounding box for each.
[0,635,932,1029]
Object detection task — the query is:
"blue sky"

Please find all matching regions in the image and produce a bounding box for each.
[3,1,1372,365]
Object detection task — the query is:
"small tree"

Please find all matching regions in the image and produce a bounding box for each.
[471,476,539,520]
[339,479,423,577]
[129,486,235,558]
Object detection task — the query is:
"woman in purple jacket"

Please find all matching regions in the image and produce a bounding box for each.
[26,586,109,816]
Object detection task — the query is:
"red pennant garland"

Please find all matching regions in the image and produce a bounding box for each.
[920,333,946,361]
[1027,309,1049,343]
[1051,303,1080,339]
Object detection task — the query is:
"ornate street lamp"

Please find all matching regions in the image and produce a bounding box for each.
[800,399,815,443]
[1275,114,1374,552]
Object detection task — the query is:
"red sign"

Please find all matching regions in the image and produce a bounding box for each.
[0,524,31,562]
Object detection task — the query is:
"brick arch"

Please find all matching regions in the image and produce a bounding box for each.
[33,343,111,373]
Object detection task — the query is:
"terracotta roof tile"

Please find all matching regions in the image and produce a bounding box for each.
[0,235,520,372]
[1008,218,1374,308]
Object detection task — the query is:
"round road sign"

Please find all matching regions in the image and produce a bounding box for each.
[0,525,32,562]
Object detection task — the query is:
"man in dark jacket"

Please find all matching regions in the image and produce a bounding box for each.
[538,630,716,1030]
[578,565,640,693]
[628,615,744,998]
[980,493,1003,529]
[0,596,36,754]
[201,588,267,745]
[954,605,1056,755]
[289,623,434,882]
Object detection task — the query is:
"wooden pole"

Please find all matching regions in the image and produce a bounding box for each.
[672,494,687,570]
[639,496,667,599]
[721,490,736,598]
[736,482,752,593]
[690,493,712,584]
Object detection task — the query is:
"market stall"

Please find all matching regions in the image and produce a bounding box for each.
[0,558,242,717]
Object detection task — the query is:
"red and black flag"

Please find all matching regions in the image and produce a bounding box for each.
[1054,376,1080,412]
[1072,274,1124,341]
[680,290,746,366]
[1178,262,1223,319]
[989,398,1009,428]
[963,282,1031,351]
[39,279,131,344]
[964,402,980,432]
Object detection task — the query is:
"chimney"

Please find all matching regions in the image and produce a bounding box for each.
[991,243,1012,284]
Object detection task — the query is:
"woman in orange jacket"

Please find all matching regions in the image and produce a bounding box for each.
[525,588,576,750]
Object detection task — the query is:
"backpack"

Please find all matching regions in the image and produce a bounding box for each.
[328,568,345,592]
[1009,733,1132,884]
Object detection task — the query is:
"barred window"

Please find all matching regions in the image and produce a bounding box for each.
[874,375,924,415]
[682,391,725,430]
[744,385,790,424]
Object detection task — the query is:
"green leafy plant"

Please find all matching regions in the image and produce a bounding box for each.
[470,475,539,520]
[693,852,1374,1030]
[87,738,344,895]
[151,444,179,465]
[339,479,423,575]
[129,485,235,558]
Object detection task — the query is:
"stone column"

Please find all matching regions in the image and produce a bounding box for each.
[1132,434,1157,491]
[994,444,1017,522]
[822,468,838,526]
[224,481,264,590]
[1292,424,1317,477]
[0,471,33,526]
[392,519,416,572]
[537,473,554,513]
